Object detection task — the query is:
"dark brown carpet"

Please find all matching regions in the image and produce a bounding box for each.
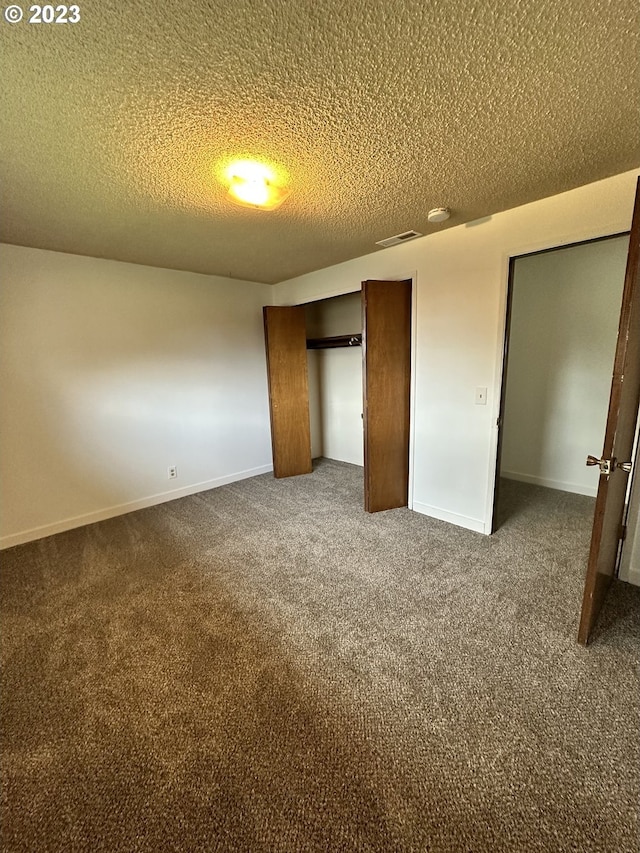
[1,459,639,852]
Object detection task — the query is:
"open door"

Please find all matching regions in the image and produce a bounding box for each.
[362,279,412,512]
[263,306,312,478]
[578,179,640,645]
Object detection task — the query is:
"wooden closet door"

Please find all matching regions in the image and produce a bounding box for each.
[578,179,640,644]
[263,306,312,478]
[362,280,412,512]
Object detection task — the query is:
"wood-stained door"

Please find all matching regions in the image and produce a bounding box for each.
[362,279,412,512]
[578,179,640,644]
[263,306,312,478]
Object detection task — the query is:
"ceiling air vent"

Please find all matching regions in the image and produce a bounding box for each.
[375,230,422,249]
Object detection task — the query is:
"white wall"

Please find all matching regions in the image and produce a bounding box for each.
[309,348,364,464]
[0,245,274,547]
[274,170,640,533]
[619,430,640,586]
[305,293,363,465]
[4,171,637,546]
[501,237,629,496]
[306,350,323,459]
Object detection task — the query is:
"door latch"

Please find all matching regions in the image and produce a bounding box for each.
[586,456,633,475]
[586,455,614,475]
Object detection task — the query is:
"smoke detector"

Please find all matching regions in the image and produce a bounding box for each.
[427,207,451,224]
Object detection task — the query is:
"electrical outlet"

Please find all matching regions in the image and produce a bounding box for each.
[168,465,178,480]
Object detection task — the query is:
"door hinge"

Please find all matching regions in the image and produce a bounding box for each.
[619,524,627,542]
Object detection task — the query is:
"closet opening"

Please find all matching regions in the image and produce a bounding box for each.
[304,292,363,472]
[492,233,639,590]
[263,278,414,513]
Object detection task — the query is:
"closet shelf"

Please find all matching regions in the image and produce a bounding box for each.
[306,334,362,350]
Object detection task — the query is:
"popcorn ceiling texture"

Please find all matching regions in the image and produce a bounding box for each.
[0,0,638,284]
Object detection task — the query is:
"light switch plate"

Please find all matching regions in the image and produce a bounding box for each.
[475,386,487,405]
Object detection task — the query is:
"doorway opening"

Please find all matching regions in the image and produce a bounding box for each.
[493,233,631,537]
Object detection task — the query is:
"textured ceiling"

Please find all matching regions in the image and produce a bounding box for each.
[1,0,638,284]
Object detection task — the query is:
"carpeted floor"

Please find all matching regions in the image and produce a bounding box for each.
[1,459,639,852]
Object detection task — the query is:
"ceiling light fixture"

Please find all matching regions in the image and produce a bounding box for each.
[427,207,451,224]
[225,159,290,211]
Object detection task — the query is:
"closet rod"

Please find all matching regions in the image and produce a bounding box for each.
[306,334,362,350]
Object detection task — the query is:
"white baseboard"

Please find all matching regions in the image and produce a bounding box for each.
[501,470,597,498]
[0,464,273,550]
[412,501,486,534]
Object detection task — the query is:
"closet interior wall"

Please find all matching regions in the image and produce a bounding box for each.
[304,292,363,465]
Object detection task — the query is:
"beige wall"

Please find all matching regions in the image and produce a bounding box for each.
[0,245,274,547]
